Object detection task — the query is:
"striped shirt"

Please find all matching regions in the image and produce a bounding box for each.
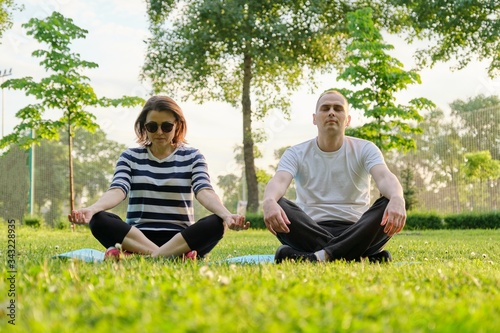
[109,145,213,229]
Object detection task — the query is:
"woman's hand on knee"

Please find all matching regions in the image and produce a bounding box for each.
[68,208,94,225]
[224,214,250,231]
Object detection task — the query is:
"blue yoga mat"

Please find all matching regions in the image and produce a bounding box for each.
[54,250,415,265]
[221,254,275,264]
[55,248,105,262]
[55,249,275,264]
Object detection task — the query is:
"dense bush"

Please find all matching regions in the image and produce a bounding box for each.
[54,217,72,230]
[405,212,444,230]
[245,211,500,230]
[37,211,500,230]
[246,213,266,230]
[445,212,500,229]
[24,215,45,228]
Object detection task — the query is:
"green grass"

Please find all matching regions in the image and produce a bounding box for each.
[1,226,500,332]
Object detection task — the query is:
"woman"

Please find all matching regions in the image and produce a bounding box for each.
[68,95,249,260]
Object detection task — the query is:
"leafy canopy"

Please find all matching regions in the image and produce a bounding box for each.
[387,0,499,77]
[337,7,434,152]
[0,12,143,151]
[0,0,21,39]
[143,0,352,118]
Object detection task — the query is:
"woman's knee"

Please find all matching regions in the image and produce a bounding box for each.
[89,211,122,235]
[182,214,224,249]
[199,214,224,237]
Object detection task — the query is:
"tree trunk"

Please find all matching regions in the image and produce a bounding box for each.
[242,54,259,213]
[68,120,75,231]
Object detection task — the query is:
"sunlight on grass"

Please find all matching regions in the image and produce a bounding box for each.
[1,226,499,332]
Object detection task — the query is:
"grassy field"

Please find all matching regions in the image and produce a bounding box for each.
[1,225,500,332]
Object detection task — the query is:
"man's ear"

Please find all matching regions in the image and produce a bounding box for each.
[312,113,317,125]
[346,115,351,127]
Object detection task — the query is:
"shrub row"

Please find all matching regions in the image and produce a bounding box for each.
[245,211,500,230]
[10,211,500,230]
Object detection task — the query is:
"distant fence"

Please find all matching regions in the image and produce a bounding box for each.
[385,105,500,214]
[1,106,499,224]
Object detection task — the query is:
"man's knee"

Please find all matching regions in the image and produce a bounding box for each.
[277,197,296,210]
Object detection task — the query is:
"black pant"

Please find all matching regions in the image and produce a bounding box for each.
[89,212,225,258]
[276,196,391,261]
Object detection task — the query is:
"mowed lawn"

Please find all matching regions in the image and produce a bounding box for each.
[1,226,500,333]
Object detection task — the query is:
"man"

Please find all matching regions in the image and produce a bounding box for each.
[263,89,406,263]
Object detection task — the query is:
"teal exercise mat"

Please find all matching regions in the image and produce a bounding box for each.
[54,248,105,262]
[221,254,275,264]
[55,249,274,264]
[55,250,414,265]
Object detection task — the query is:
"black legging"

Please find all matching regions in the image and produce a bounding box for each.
[89,211,225,258]
[276,196,391,261]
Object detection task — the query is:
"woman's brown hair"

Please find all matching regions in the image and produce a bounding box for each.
[134,96,188,147]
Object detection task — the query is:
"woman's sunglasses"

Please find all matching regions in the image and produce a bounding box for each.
[144,121,174,133]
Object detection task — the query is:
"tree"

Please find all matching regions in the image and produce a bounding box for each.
[336,7,434,152]
[400,165,418,211]
[217,173,241,212]
[34,138,68,224]
[142,0,356,212]
[450,94,500,159]
[464,151,500,182]
[143,1,498,212]
[387,0,499,77]
[0,0,21,40]
[69,127,127,201]
[216,144,271,213]
[0,12,143,226]
[462,150,500,211]
[385,107,467,213]
[0,127,129,225]
[0,145,29,222]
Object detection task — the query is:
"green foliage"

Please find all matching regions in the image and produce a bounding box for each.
[452,95,500,160]
[217,173,241,212]
[144,1,499,212]
[142,0,356,212]
[216,144,272,212]
[384,98,499,214]
[23,215,44,228]
[388,0,499,77]
[0,145,29,222]
[337,7,434,152]
[445,212,500,229]
[246,211,500,231]
[53,216,72,230]
[143,0,346,110]
[2,228,500,332]
[0,128,127,225]
[463,151,500,181]
[0,0,21,39]
[0,11,143,215]
[451,94,500,114]
[400,166,418,211]
[0,12,144,152]
[405,212,443,230]
[245,212,266,229]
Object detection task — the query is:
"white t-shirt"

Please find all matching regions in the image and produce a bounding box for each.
[277,136,385,223]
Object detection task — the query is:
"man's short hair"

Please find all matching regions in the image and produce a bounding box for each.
[316,89,349,112]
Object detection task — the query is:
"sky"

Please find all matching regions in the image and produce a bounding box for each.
[1,0,499,193]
